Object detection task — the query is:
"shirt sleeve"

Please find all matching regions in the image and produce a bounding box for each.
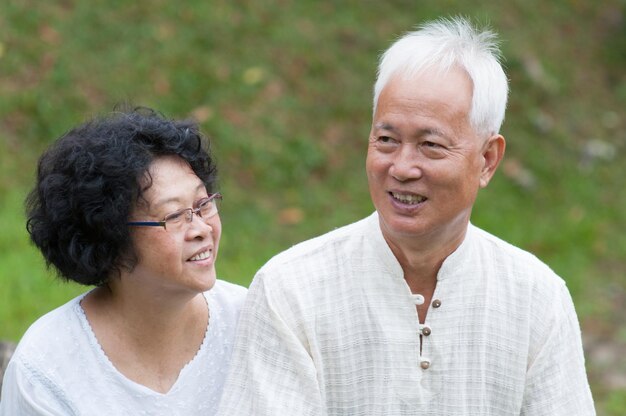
[217,271,327,416]
[521,283,596,415]
[0,358,74,416]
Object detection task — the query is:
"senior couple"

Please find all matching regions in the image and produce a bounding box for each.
[0,17,594,415]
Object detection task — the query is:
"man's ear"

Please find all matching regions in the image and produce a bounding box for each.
[479,134,506,188]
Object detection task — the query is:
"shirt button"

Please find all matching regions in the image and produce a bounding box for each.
[421,326,431,336]
[420,360,431,370]
[412,294,425,305]
[432,299,442,308]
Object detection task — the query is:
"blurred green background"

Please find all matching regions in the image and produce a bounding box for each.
[1,0,624,413]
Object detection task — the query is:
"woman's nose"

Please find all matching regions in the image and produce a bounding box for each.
[187,214,214,239]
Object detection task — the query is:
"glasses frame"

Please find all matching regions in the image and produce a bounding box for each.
[127,193,222,230]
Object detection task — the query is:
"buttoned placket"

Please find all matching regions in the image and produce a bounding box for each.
[411,292,443,372]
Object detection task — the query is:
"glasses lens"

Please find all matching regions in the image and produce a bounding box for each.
[164,208,192,231]
[161,195,220,232]
[199,198,218,218]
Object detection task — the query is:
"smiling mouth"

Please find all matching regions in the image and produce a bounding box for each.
[189,250,212,262]
[390,192,427,205]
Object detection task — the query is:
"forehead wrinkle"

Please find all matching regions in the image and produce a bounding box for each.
[374,120,447,140]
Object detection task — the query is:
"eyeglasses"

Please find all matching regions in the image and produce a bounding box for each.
[127,193,222,231]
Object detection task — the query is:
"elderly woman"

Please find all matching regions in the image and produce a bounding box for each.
[0,108,246,415]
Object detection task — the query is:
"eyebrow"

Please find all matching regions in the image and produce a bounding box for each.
[374,122,398,132]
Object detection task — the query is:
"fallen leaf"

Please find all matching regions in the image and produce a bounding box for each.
[243,66,264,85]
[190,106,214,123]
[278,207,304,225]
[502,158,536,189]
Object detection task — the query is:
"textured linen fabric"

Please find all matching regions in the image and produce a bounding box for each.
[217,212,595,415]
[0,279,247,416]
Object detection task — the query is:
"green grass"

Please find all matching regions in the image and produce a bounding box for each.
[1,0,625,413]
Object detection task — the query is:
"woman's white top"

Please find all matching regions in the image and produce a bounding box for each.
[0,279,247,416]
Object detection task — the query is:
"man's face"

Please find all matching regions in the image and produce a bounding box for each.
[366,66,498,250]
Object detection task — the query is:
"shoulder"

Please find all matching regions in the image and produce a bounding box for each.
[468,224,567,295]
[205,279,248,318]
[210,279,248,298]
[5,293,89,406]
[243,215,378,319]
[12,294,87,362]
[471,225,559,274]
[260,215,373,275]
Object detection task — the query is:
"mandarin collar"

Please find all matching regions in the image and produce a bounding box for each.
[365,211,474,282]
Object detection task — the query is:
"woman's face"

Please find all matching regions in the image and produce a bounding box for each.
[127,155,220,296]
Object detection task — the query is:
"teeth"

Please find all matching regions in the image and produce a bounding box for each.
[391,192,426,204]
[190,251,211,261]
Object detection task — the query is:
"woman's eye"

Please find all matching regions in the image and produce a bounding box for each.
[165,211,185,223]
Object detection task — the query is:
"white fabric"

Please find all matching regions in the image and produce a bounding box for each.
[217,212,595,415]
[0,279,247,416]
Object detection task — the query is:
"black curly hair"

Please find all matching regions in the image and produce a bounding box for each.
[25,107,217,286]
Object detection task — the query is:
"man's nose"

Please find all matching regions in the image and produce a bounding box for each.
[389,145,423,181]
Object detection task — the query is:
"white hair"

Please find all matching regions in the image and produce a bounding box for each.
[373,17,509,136]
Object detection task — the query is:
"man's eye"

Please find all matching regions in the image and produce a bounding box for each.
[376,136,399,146]
[420,141,447,159]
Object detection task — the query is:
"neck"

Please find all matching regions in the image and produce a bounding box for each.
[80,277,209,394]
[82,279,209,353]
[381,221,468,291]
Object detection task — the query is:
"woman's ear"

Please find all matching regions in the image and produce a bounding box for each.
[479,134,506,188]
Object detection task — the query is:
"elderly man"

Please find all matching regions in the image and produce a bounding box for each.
[218,17,595,415]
